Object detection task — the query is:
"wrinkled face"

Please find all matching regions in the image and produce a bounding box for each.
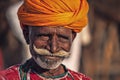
[28,26,76,69]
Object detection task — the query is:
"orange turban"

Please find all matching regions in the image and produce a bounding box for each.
[18,0,89,32]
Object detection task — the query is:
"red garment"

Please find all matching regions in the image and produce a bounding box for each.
[0,65,90,80]
[0,59,91,80]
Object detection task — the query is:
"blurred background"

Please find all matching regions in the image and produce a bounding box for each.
[0,0,120,80]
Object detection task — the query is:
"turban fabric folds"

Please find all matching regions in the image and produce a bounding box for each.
[18,0,89,32]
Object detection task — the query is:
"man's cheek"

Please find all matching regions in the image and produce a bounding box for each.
[59,43,71,51]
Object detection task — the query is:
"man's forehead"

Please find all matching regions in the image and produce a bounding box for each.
[31,26,72,36]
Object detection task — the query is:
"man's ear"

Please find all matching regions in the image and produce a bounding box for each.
[72,31,77,41]
[23,26,29,44]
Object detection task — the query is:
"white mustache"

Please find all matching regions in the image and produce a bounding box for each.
[33,45,70,58]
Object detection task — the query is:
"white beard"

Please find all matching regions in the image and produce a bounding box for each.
[33,56,64,69]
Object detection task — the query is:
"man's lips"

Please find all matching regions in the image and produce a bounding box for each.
[35,54,63,60]
[44,56,60,60]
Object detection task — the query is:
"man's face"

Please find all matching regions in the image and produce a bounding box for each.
[28,26,76,69]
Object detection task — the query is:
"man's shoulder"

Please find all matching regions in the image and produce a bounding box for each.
[0,65,20,79]
[68,69,91,80]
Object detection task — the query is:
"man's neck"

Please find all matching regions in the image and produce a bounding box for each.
[41,65,65,77]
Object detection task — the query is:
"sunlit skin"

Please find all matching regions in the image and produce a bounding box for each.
[23,26,76,77]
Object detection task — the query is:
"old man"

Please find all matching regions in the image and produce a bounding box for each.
[0,0,90,80]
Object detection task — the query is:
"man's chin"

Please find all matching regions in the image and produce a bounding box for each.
[33,55,64,69]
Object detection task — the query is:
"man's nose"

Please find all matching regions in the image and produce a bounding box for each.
[50,34,59,53]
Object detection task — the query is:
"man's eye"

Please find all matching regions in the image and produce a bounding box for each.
[37,35,49,41]
[59,37,69,42]
[41,36,49,40]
